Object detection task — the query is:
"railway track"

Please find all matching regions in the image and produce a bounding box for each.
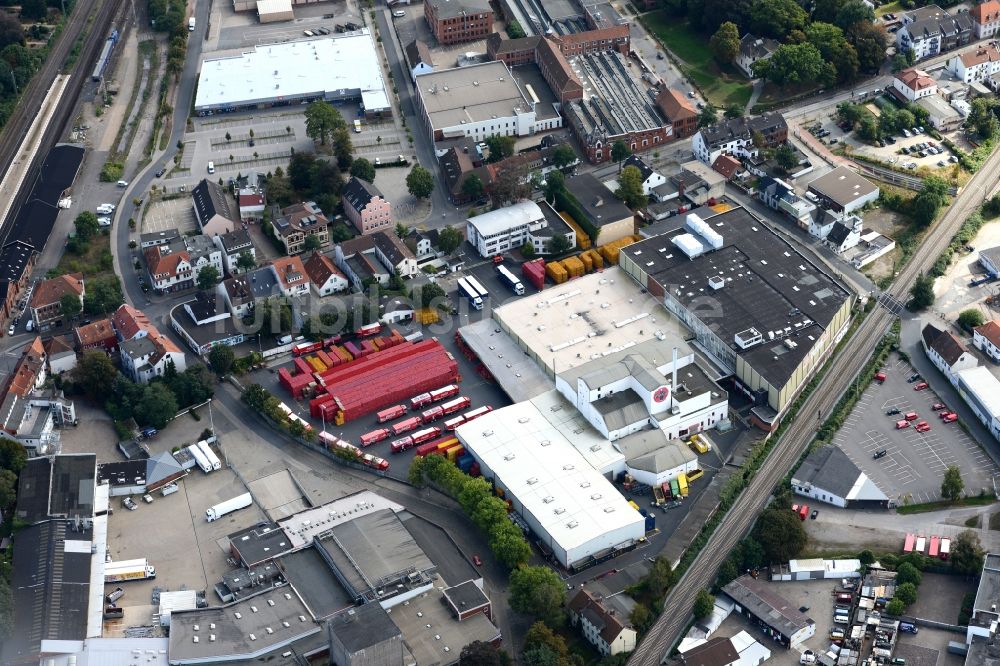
[628,144,1000,665]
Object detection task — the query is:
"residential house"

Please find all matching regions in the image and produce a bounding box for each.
[273,201,331,255]
[0,240,36,324]
[896,6,973,61]
[74,318,118,352]
[692,113,788,166]
[563,173,637,245]
[440,142,485,205]
[973,320,1000,363]
[192,179,239,236]
[758,177,816,227]
[655,87,698,139]
[622,155,666,195]
[144,246,193,293]
[29,273,84,331]
[980,246,1000,279]
[271,256,310,298]
[917,93,963,131]
[213,228,257,276]
[806,166,880,214]
[567,589,637,657]
[43,335,77,375]
[219,266,281,318]
[342,177,393,235]
[651,160,727,206]
[404,39,434,81]
[891,68,938,102]
[111,304,153,342]
[140,228,180,249]
[303,252,349,296]
[237,187,265,223]
[736,34,779,78]
[947,43,1000,83]
[372,231,418,279]
[822,213,863,254]
[0,337,76,455]
[184,234,225,279]
[406,228,438,260]
[335,235,395,290]
[170,290,245,355]
[973,0,1000,38]
[675,632,773,666]
[922,322,978,386]
[712,155,743,180]
[119,323,186,384]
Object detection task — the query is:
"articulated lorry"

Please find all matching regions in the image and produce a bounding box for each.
[206,492,252,522]
[105,558,156,583]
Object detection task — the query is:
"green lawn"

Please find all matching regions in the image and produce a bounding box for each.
[639,11,753,109]
[875,1,903,17]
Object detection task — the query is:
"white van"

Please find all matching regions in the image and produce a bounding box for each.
[116,179,129,187]
[207,161,215,174]
[392,10,405,17]
[188,16,195,31]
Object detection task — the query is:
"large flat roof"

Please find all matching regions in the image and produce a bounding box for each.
[415,61,532,130]
[723,575,814,638]
[458,318,553,402]
[806,166,879,207]
[15,454,96,524]
[973,553,1000,625]
[494,266,690,376]
[957,366,1000,418]
[275,547,354,620]
[195,30,390,112]
[276,490,404,549]
[388,586,501,664]
[456,400,643,558]
[467,200,543,236]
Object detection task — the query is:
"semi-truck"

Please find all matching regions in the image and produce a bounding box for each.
[466,275,490,303]
[377,404,408,423]
[206,493,252,522]
[457,277,483,310]
[187,443,213,473]
[496,265,525,295]
[360,428,391,446]
[195,440,222,471]
[392,416,423,435]
[105,559,156,583]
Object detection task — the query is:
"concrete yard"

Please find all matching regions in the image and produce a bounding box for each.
[142,197,198,235]
[831,352,998,505]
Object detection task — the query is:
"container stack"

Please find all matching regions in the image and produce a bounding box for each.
[559,212,591,249]
[562,255,585,278]
[522,259,545,291]
[597,234,641,265]
[279,332,408,399]
[545,261,568,284]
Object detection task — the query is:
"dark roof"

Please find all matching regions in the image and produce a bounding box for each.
[342,176,385,213]
[217,228,254,254]
[97,460,147,487]
[739,33,779,61]
[723,574,814,637]
[192,179,237,225]
[826,221,853,246]
[4,520,93,662]
[329,603,401,653]
[3,145,84,251]
[620,207,851,390]
[443,580,490,612]
[922,322,969,365]
[229,522,292,565]
[425,0,491,20]
[699,112,787,149]
[678,636,740,666]
[487,33,541,55]
[404,39,433,67]
[15,454,96,524]
[567,589,630,645]
[793,446,862,500]
[185,290,224,322]
[624,155,655,181]
[171,302,244,348]
[275,547,353,620]
[563,173,634,227]
[372,231,415,267]
[0,240,34,285]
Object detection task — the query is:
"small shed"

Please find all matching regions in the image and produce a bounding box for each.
[257,0,293,22]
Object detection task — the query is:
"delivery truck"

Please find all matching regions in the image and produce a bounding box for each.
[496,265,525,295]
[105,558,156,583]
[195,440,222,471]
[206,493,252,522]
[186,443,213,473]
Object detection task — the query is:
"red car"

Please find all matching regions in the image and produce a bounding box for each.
[896,420,910,429]
[914,382,929,391]
[942,412,958,423]
[931,403,947,411]
[472,554,482,566]
[915,421,931,433]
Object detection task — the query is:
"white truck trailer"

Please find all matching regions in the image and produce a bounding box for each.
[105,558,156,583]
[206,493,252,522]
[186,443,213,473]
[195,440,222,471]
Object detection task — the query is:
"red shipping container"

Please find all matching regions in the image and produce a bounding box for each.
[522,259,545,291]
[344,341,361,357]
[278,367,292,387]
[294,358,312,376]
[316,350,335,367]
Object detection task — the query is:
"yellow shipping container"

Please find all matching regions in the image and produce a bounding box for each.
[546,261,568,283]
[579,251,593,272]
[417,308,440,325]
[597,235,640,265]
[563,255,585,278]
[587,249,604,270]
[559,212,592,249]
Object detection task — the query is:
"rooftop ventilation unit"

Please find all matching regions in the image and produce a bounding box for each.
[567,520,579,528]
[734,327,764,350]
[708,275,725,290]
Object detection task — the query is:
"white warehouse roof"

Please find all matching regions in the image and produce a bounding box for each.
[467,200,544,236]
[958,366,1000,417]
[194,30,390,112]
[456,400,644,569]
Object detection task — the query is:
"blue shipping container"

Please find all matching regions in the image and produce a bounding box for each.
[645,515,655,531]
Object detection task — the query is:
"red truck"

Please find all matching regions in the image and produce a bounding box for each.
[411,426,442,445]
[292,341,323,356]
[355,323,383,337]
[440,396,471,415]
[392,416,423,435]
[421,406,445,423]
[430,385,460,402]
[462,405,493,423]
[391,436,415,453]
[359,429,391,446]
[443,415,465,431]
[376,404,407,423]
[410,392,433,409]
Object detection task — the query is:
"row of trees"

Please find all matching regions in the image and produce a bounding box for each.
[837,100,930,145]
[0,438,25,642]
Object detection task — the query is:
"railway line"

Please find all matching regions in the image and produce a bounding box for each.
[628,144,1000,665]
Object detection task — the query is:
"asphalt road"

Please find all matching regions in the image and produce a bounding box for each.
[627,108,1000,666]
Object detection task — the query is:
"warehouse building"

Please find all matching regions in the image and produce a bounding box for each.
[723,574,816,648]
[791,446,890,509]
[562,173,636,245]
[194,30,390,116]
[619,207,853,427]
[806,166,880,214]
[456,400,645,570]
[956,366,1000,441]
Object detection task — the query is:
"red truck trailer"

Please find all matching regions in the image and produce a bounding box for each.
[429,385,460,402]
[443,415,465,431]
[359,429,391,446]
[421,406,445,423]
[440,396,471,415]
[376,404,407,423]
[390,436,415,453]
[411,427,442,445]
[392,416,423,435]
[355,323,383,337]
[293,341,323,356]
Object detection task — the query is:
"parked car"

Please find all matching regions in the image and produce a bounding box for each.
[810,509,818,519]
[886,407,901,416]
[122,497,137,511]
[155,167,166,177]
[942,412,958,423]
[895,420,910,430]
[142,494,154,503]
[472,554,482,566]
[874,448,889,458]
[914,381,929,391]
[931,402,946,411]
[907,373,921,383]
[915,421,931,433]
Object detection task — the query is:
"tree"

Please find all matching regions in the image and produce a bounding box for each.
[885,598,906,617]
[724,103,743,119]
[331,126,354,170]
[611,140,631,171]
[209,345,236,375]
[896,562,922,588]
[859,549,875,566]
[909,273,935,310]
[774,143,798,172]
[552,143,576,169]
[137,383,178,429]
[0,469,16,509]
[0,438,27,473]
[895,581,918,606]
[693,588,715,620]
[60,292,82,319]
[304,101,342,145]
[73,350,119,399]
[236,251,256,273]
[20,0,47,20]
[543,170,566,202]
[507,19,526,39]
[75,211,100,242]
[941,465,965,501]
[630,603,653,632]
[406,165,435,199]
[490,527,532,569]
[958,308,985,332]
[847,21,889,74]
[394,222,408,240]
[485,134,516,163]
[709,21,741,64]
[350,157,376,183]
[409,282,446,308]
[523,622,571,663]
[509,566,566,625]
[749,0,808,39]
[0,14,24,49]
[834,0,874,32]
[912,176,949,227]
[616,164,647,210]
[433,226,461,255]
[462,173,485,200]
[549,234,572,255]
[806,22,859,83]
[951,530,986,576]
[858,114,880,143]
[698,103,719,128]
[754,43,833,87]
[754,505,808,562]
[196,265,220,291]
[303,235,322,252]
[460,641,501,666]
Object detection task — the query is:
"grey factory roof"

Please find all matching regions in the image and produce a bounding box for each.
[793,446,863,500]
[329,603,401,653]
[967,634,1000,666]
[457,318,553,403]
[4,520,94,662]
[229,522,292,566]
[168,589,320,663]
[566,50,666,138]
[581,354,666,393]
[593,390,648,431]
[426,0,491,19]
[15,454,97,524]
[416,61,532,130]
[443,580,491,613]
[806,166,878,207]
[723,574,815,638]
[563,173,634,227]
[620,207,851,389]
[389,586,501,665]
[314,508,435,600]
[614,430,695,473]
[537,199,576,238]
[275,547,353,620]
[972,553,1000,628]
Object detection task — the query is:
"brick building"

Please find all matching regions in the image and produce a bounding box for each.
[425,0,492,45]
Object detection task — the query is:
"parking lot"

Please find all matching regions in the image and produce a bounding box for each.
[142,197,197,235]
[832,352,998,504]
[214,0,366,51]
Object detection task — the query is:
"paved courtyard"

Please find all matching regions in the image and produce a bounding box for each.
[142,197,197,235]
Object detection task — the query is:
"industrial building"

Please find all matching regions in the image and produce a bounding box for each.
[465,200,575,258]
[424,0,493,45]
[805,166,880,214]
[723,574,816,648]
[956,366,1000,441]
[966,553,1000,649]
[618,207,853,427]
[791,446,890,509]
[194,30,391,116]
[455,399,646,570]
[562,173,636,245]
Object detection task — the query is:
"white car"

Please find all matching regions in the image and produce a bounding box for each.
[6,324,13,336]
[97,216,112,227]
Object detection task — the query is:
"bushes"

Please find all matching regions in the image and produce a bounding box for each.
[928,211,985,278]
[100,161,124,182]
